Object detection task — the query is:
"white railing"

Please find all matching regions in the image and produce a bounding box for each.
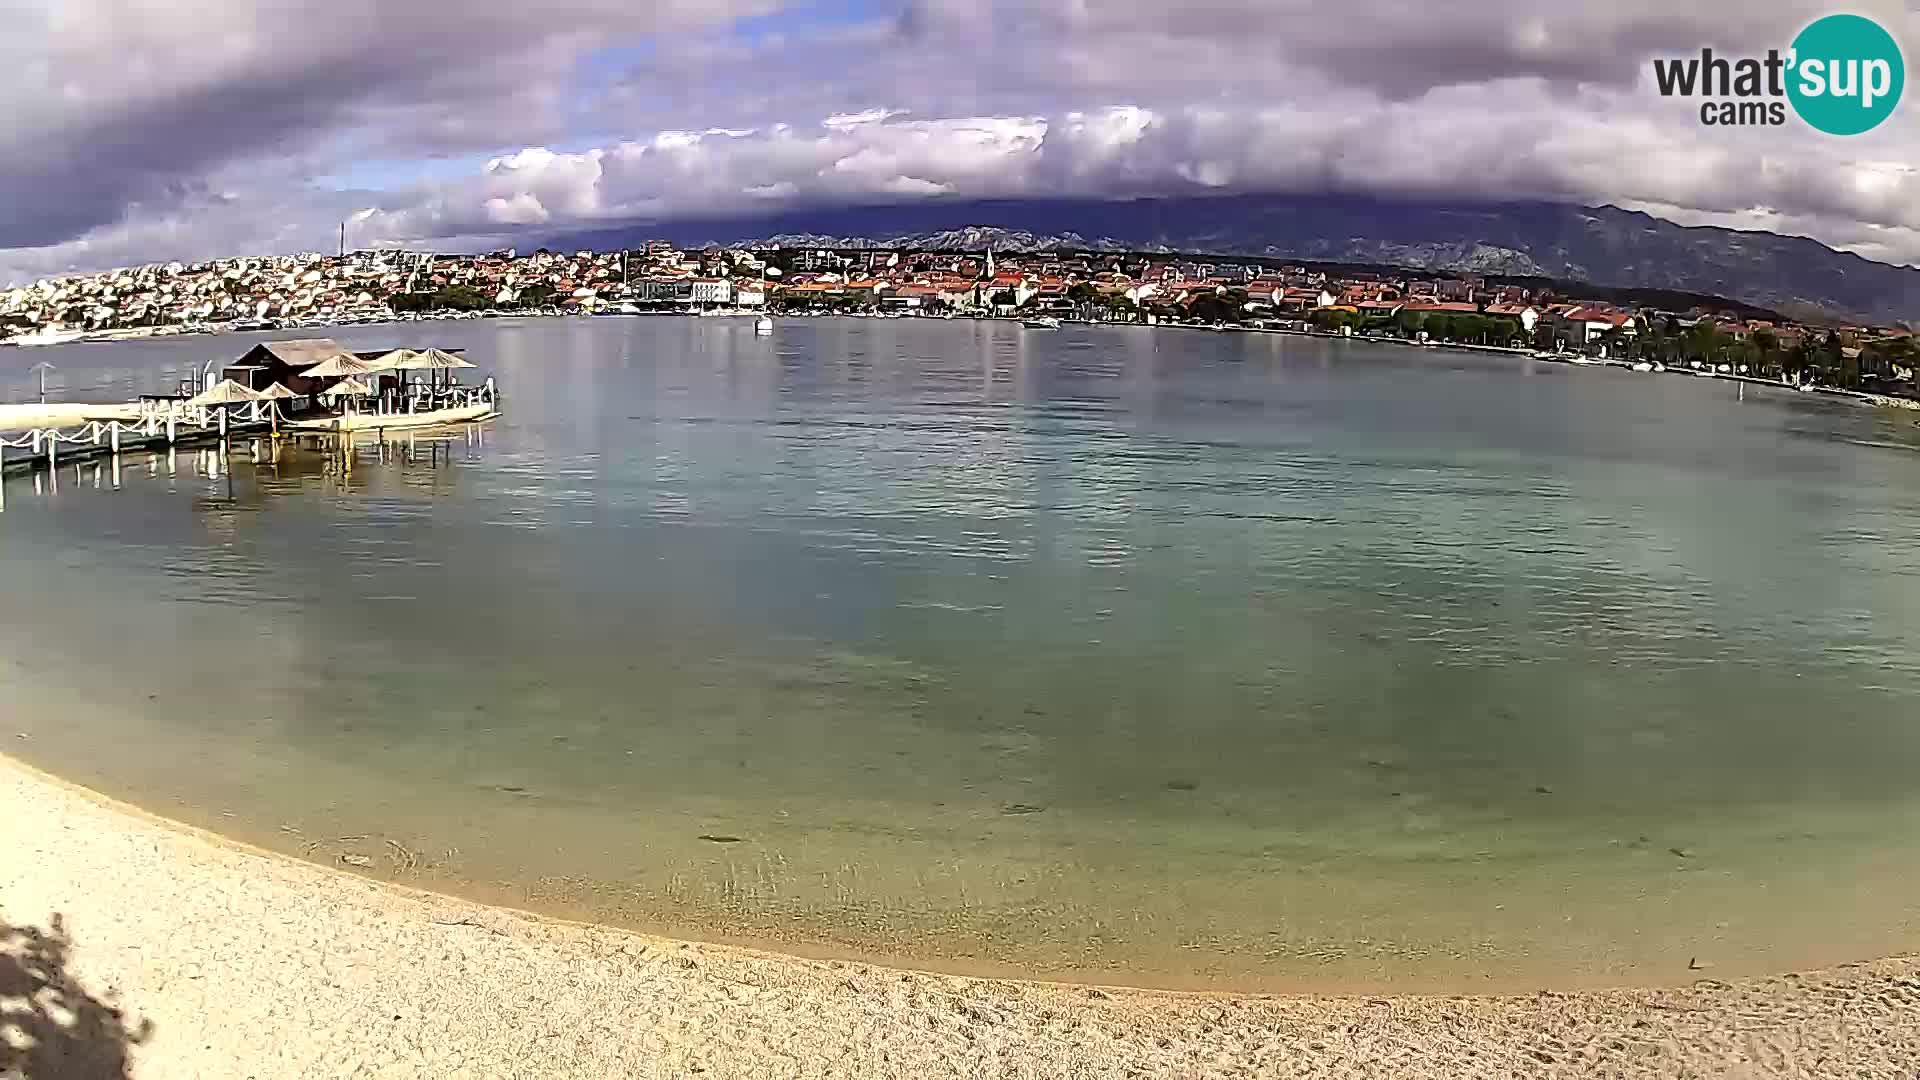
[2,379,497,475]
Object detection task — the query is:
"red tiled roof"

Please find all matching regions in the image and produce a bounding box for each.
[1562,307,1633,325]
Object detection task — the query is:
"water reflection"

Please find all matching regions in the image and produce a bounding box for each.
[4,317,1920,990]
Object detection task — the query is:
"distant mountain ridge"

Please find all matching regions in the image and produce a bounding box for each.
[545,194,1920,324]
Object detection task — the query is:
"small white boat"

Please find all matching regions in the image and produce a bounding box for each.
[754,316,773,334]
[8,326,87,347]
[1021,316,1061,329]
[1632,361,1654,373]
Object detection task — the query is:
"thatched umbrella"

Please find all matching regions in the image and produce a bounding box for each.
[183,378,266,437]
[403,347,476,371]
[318,376,374,399]
[393,347,478,397]
[183,379,266,407]
[260,382,299,435]
[301,352,384,378]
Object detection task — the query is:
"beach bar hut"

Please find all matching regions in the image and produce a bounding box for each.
[224,339,361,397]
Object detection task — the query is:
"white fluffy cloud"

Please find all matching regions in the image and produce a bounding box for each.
[4,0,1920,281]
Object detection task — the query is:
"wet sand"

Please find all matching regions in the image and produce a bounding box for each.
[3,753,1917,1078]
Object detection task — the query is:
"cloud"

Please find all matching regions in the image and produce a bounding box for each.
[5,0,1920,281]
[0,0,772,251]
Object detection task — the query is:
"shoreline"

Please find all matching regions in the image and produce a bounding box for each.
[8,312,1910,420]
[5,751,1919,1076]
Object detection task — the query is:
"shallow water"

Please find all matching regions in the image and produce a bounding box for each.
[5,316,1920,991]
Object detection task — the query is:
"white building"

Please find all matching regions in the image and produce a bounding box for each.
[689,278,733,305]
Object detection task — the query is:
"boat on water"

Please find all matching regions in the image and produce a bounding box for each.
[754,316,773,334]
[7,327,87,347]
[1022,316,1062,329]
[1632,361,1654,373]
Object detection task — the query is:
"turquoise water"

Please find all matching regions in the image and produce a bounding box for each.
[5,316,1920,991]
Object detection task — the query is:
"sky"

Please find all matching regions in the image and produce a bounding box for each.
[2,0,1918,284]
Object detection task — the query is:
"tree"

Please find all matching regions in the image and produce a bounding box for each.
[1684,321,1725,365]
[1308,308,1357,333]
[390,284,491,313]
[1783,340,1812,380]
[1187,292,1242,324]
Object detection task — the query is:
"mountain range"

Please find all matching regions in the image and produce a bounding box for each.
[548,194,1920,325]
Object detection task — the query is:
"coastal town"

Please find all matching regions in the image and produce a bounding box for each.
[3,240,1916,394]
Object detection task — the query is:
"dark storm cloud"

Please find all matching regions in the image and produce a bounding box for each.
[4,0,1920,280]
[0,0,770,251]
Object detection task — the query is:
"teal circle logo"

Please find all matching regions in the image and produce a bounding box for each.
[1788,14,1905,134]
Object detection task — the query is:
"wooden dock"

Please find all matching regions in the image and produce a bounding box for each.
[0,415,274,478]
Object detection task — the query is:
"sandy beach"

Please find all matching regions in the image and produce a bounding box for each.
[0,753,1914,1078]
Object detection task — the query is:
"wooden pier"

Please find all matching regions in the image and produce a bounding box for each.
[0,412,273,479]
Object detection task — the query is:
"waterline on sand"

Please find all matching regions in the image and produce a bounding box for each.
[4,751,1919,1078]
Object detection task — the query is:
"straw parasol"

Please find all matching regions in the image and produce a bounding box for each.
[258,381,300,435]
[183,379,266,407]
[394,347,478,394]
[301,351,384,378]
[395,347,476,371]
[372,348,419,370]
[318,376,373,398]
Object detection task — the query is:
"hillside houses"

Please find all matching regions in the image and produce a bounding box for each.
[3,241,1909,395]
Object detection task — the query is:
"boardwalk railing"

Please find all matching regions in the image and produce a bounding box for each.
[2,378,498,483]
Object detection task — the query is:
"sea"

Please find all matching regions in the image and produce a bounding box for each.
[4,314,1920,992]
